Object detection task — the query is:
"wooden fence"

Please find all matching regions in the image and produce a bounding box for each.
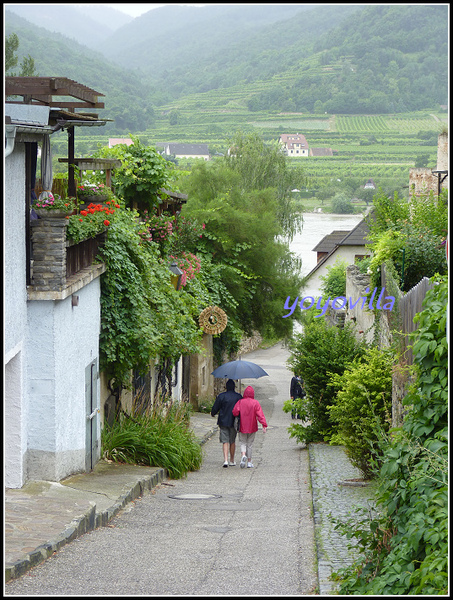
[382,264,434,365]
[35,178,68,198]
[398,277,434,364]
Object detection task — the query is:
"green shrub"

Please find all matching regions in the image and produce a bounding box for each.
[102,400,203,479]
[328,347,393,478]
[319,258,348,298]
[331,192,354,214]
[285,318,367,443]
[333,275,448,594]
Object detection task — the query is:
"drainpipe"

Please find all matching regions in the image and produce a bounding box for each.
[5,125,17,158]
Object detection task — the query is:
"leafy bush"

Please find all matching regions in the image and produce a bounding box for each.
[102,400,203,479]
[393,225,447,291]
[319,258,348,298]
[333,275,448,594]
[98,137,172,211]
[366,189,448,291]
[328,347,393,478]
[331,192,354,214]
[285,317,367,443]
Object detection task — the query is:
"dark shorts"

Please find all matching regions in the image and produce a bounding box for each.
[219,426,237,444]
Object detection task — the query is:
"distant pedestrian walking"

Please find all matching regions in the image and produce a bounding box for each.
[211,379,242,467]
[232,386,267,468]
[290,374,305,419]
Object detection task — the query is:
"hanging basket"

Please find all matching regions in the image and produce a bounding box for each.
[35,208,72,218]
[199,306,228,335]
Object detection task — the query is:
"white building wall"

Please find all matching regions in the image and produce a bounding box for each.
[26,279,102,481]
[303,246,365,298]
[4,146,28,354]
[4,146,29,488]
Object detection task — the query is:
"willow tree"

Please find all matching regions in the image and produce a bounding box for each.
[179,132,304,342]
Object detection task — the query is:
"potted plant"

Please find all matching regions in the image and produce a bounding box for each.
[77,183,111,206]
[34,193,77,217]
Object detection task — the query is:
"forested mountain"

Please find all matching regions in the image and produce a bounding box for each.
[5,4,131,48]
[5,4,448,131]
[5,10,155,132]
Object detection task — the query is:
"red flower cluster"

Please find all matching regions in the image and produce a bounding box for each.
[79,201,120,222]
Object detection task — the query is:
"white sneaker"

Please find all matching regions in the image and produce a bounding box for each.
[247,462,254,468]
[229,461,236,466]
[223,461,228,468]
[240,456,247,469]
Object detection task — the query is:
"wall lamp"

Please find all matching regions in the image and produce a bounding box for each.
[169,261,183,291]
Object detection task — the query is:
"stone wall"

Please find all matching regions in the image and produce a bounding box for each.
[409,132,448,195]
[30,217,67,290]
[408,167,437,196]
[344,265,375,344]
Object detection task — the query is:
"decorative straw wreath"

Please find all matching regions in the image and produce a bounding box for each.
[199,306,228,335]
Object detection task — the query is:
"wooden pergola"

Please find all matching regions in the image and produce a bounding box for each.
[5,77,107,195]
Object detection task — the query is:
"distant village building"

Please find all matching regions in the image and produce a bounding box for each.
[279,133,309,157]
[279,133,333,157]
[364,178,376,189]
[156,143,210,161]
[108,138,133,148]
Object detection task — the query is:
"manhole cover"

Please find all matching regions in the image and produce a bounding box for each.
[168,493,221,500]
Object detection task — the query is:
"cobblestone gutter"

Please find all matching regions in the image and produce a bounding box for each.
[308,443,376,595]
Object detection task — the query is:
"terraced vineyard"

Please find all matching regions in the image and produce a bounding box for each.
[69,107,446,195]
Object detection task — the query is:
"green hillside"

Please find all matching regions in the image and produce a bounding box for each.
[5,4,447,197]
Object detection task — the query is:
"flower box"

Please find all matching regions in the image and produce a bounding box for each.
[66,231,107,278]
[35,208,72,218]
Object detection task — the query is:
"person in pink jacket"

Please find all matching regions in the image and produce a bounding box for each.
[232,385,267,468]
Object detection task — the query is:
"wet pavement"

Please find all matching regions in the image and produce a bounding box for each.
[4,343,376,594]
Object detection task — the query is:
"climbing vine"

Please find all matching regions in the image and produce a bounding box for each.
[99,209,203,388]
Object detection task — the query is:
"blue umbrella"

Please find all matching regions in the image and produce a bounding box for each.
[211,360,268,380]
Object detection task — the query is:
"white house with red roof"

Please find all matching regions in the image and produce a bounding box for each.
[279,133,309,157]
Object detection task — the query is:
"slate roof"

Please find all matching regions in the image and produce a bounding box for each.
[166,143,210,156]
[306,217,371,278]
[312,231,350,253]
[337,218,370,247]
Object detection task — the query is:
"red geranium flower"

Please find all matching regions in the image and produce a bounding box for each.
[104,220,110,226]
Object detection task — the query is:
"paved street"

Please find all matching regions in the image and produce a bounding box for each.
[5,343,318,595]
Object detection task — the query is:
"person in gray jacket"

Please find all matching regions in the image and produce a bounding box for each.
[211,379,242,467]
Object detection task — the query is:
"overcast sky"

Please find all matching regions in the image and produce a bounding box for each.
[103,3,205,18]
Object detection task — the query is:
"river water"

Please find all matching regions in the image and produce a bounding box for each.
[290,212,365,297]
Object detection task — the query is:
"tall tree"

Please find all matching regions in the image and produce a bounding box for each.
[5,32,37,75]
[180,133,303,340]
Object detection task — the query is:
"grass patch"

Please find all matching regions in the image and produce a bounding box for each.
[102,399,203,479]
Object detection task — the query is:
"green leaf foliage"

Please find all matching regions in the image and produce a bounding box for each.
[180,133,304,341]
[319,258,348,298]
[366,189,448,291]
[286,317,367,443]
[99,209,203,387]
[328,347,393,478]
[103,138,172,211]
[102,400,203,479]
[335,275,448,595]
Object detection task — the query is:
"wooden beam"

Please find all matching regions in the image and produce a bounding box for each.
[5,77,104,106]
